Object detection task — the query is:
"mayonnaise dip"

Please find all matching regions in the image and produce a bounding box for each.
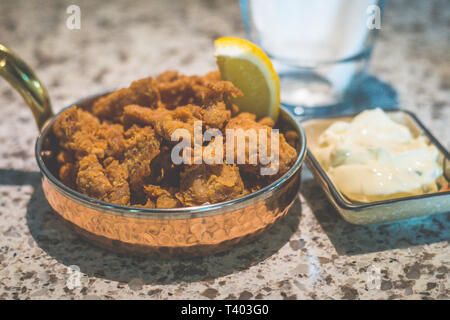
[313,108,443,202]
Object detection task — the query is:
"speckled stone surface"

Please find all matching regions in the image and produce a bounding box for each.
[0,0,448,300]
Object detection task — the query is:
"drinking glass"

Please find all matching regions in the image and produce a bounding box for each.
[240,0,383,116]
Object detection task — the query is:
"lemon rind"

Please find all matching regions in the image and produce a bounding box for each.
[214,37,280,120]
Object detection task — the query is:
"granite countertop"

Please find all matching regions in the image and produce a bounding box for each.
[0,0,448,300]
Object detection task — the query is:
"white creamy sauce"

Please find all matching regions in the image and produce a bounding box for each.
[313,108,443,202]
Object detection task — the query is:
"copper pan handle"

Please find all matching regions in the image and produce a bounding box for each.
[0,44,53,130]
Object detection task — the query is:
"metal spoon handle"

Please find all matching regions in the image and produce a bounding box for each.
[0,44,53,130]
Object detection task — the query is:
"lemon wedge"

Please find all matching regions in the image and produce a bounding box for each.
[214,37,280,122]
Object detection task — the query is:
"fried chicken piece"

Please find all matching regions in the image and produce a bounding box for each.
[177,164,244,206]
[103,157,130,205]
[156,105,205,141]
[121,105,172,127]
[91,89,135,122]
[225,113,297,178]
[53,106,98,140]
[156,72,201,107]
[193,81,242,107]
[155,71,242,114]
[143,185,180,208]
[76,154,113,200]
[172,104,204,122]
[122,102,230,143]
[53,106,107,159]
[225,112,268,168]
[92,77,161,121]
[203,101,231,130]
[73,155,130,206]
[258,116,275,128]
[121,104,203,142]
[97,123,126,159]
[129,77,162,107]
[53,106,127,160]
[123,125,161,193]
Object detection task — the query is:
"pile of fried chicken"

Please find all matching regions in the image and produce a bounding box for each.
[52,71,298,208]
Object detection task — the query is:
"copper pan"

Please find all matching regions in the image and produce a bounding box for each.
[0,44,307,258]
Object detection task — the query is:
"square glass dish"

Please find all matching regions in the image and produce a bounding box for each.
[302,109,450,225]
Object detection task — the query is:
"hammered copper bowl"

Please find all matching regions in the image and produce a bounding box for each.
[0,44,306,258]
